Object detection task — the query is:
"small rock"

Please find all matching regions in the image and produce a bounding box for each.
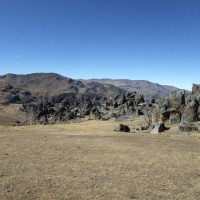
[114,124,130,132]
[179,122,198,133]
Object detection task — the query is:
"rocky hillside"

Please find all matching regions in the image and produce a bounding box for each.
[0,73,200,133]
[0,73,125,104]
[81,79,179,101]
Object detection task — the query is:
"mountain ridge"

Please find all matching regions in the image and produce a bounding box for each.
[0,73,180,104]
[0,73,125,104]
[80,78,179,100]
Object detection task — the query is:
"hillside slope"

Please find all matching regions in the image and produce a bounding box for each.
[0,73,125,104]
[82,79,179,100]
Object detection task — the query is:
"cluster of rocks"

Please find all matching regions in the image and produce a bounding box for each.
[115,84,200,134]
[18,82,200,135]
[142,84,200,134]
[114,124,149,133]
[21,92,146,125]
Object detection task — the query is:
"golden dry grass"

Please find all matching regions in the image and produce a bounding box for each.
[1,120,200,200]
[0,104,26,125]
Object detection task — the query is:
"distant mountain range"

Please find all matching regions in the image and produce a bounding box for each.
[80,79,179,100]
[0,73,179,104]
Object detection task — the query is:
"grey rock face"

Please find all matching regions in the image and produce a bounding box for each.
[181,101,199,123]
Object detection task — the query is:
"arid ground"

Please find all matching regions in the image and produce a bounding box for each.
[1,120,200,200]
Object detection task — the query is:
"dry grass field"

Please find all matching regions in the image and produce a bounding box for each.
[1,119,200,200]
[0,104,26,125]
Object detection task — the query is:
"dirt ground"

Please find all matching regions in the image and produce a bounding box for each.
[1,120,200,200]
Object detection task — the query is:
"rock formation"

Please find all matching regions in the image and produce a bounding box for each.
[22,92,146,125]
[1,72,200,135]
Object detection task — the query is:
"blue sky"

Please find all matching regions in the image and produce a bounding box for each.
[0,0,200,90]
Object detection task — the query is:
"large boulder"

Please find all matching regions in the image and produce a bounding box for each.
[181,100,199,123]
[114,124,130,132]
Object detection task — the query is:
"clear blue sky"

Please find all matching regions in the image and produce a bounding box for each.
[0,0,200,90]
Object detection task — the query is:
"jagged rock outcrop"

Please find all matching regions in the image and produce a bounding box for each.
[21,91,146,125]
[143,84,200,134]
[1,73,200,135]
[21,82,200,136]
